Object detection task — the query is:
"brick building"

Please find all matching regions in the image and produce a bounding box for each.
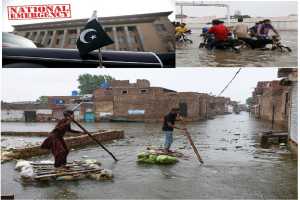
[251,80,290,128]
[2,80,235,123]
[277,68,298,150]
[92,79,232,122]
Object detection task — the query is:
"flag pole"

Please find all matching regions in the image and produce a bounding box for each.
[98,48,103,67]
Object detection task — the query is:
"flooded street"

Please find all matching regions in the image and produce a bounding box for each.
[1,112,297,199]
[176,30,298,67]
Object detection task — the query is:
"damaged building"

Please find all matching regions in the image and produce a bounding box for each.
[277,68,298,150]
[251,80,290,128]
[92,79,233,122]
[250,68,298,139]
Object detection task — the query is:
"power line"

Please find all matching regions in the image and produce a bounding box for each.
[218,68,242,96]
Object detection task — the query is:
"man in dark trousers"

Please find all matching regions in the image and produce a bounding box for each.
[41,110,82,168]
[162,108,187,153]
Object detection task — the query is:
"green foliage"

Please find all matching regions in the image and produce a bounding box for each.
[77,74,114,95]
[246,97,254,106]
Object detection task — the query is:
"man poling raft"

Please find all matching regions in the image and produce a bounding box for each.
[162,108,204,164]
[41,110,118,170]
[41,110,83,168]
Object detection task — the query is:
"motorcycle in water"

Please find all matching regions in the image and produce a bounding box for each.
[270,35,292,52]
[199,33,243,53]
[176,32,193,45]
[200,33,291,53]
[238,35,291,52]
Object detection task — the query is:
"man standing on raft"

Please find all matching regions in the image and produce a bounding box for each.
[162,108,187,154]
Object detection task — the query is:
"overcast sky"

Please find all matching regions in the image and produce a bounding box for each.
[2,0,175,32]
[1,68,279,104]
[176,1,297,18]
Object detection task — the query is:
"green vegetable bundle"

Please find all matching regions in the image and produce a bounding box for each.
[137,152,177,165]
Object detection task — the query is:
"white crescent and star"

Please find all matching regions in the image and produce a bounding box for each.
[79,28,97,44]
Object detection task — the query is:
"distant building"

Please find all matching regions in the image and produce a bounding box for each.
[1,80,236,123]
[13,11,175,53]
[179,15,298,31]
[1,102,51,122]
[92,79,232,122]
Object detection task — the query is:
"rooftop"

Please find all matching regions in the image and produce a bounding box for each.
[2,102,49,110]
[13,11,173,31]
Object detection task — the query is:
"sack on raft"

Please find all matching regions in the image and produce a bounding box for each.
[88,169,113,181]
[15,160,31,171]
[20,165,35,178]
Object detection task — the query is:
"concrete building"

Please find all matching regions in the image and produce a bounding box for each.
[13,12,175,53]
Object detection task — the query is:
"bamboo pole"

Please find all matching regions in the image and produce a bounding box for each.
[184,130,204,164]
[71,119,118,162]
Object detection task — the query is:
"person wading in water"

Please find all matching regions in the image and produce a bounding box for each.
[162,108,187,154]
[41,110,82,168]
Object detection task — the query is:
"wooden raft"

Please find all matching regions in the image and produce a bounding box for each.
[30,161,103,181]
[145,147,188,158]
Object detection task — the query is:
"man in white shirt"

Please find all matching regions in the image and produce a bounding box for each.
[233,17,249,39]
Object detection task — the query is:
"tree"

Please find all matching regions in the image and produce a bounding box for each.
[78,74,114,95]
[246,97,254,106]
[37,96,48,104]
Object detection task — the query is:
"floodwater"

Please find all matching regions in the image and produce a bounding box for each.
[1,112,297,199]
[176,30,298,67]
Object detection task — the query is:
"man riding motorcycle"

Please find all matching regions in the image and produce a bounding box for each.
[246,19,281,49]
[207,20,230,50]
[175,23,192,43]
[200,20,241,52]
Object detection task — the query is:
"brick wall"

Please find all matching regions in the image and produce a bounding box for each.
[5,130,124,160]
[251,81,290,128]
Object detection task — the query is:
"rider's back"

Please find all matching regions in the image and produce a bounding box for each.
[208,24,229,41]
[234,23,249,38]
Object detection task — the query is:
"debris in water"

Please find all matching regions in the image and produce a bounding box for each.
[215,147,227,151]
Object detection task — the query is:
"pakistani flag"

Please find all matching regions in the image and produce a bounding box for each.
[77,11,114,56]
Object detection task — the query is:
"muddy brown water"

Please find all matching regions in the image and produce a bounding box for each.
[176,31,298,67]
[1,112,297,199]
